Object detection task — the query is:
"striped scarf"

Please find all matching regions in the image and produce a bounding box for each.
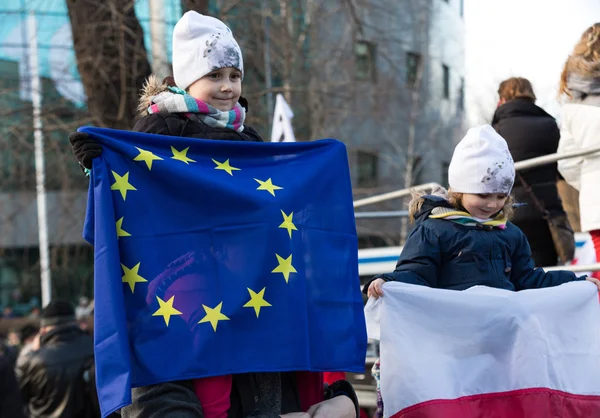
[429,206,507,229]
[147,86,245,132]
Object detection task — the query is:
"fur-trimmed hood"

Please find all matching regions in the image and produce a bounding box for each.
[137,74,170,117]
[408,186,453,223]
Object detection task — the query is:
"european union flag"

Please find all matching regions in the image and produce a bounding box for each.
[80,127,367,417]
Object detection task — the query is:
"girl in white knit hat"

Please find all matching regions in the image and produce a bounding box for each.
[364,124,599,418]
[69,11,359,418]
[366,124,598,296]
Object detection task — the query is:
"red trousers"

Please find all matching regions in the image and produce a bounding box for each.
[591,230,600,279]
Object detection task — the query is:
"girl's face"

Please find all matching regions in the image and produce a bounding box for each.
[461,193,507,219]
[187,67,242,111]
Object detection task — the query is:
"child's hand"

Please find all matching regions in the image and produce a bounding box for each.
[368,278,386,298]
[586,276,600,290]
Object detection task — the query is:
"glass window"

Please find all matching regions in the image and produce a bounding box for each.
[356,150,378,187]
[406,52,422,88]
[355,41,377,82]
[443,64,450,99]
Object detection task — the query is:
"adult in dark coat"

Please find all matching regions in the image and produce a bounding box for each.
[16,300,97,418]
[492,77,568,267]
[0,352,25,418]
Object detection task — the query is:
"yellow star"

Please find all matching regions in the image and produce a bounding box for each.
[254,178,283,196]
[134,147,163,170]
[279,210,298,239]
[111,171,137,201]
[271,254,297,283]
[243,287,272,318]
[121,262,147,293]
[152,296,183,326]
[171,146,196,164]
[212,159,240,176]
[198,302,230,332]
[116,217,131,238]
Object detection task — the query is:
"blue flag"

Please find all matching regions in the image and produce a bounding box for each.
[81,127,367,416]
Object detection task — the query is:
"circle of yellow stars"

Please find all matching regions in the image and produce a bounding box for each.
[113,145,299,332]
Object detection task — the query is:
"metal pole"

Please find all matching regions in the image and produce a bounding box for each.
[28,11,51,307]
[353,182,440,208]
[149,0,169,80]
[352,146,600,209]
[355,210,410,219]
[543,263,600,273]
[262,0,274,120]
[514,146,600,171]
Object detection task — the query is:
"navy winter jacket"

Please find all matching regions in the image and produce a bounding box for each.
[365,196,582,292]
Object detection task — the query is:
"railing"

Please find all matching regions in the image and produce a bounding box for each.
[353,182,440,208]
[353,145,600,209]
[544,263,600,273]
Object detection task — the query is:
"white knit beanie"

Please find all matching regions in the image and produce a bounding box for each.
[448,125,515,194]
[172,12,244,91]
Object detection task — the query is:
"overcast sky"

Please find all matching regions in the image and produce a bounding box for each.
[464,0,600,124]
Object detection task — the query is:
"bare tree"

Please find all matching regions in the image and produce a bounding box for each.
[66,0,152,129]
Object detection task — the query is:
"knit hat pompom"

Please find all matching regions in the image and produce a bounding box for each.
[448,125,515,194]
[172,11,244,91]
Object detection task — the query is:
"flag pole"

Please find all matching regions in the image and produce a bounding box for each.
[28,11,52,306]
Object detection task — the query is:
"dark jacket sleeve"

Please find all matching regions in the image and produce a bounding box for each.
[132,114,172,135]
[15,351,36,405]
[510,227,584,290]
[363,223,441,293]
[119,381,204,418]
[0,355,25,418]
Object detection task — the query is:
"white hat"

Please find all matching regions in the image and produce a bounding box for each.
[172,12,244,91]
[448,125,515,194]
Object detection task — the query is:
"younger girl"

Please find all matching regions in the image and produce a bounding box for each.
[366,125,597,297]
[365,125,599,418]
[70,11,358,418]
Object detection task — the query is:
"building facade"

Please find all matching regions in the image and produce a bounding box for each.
[0,0,182,309]
[305,0,466,245]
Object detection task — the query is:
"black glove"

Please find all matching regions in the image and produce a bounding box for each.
[69,132,102,170]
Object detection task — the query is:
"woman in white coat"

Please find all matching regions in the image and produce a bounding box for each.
[558,23,600,277]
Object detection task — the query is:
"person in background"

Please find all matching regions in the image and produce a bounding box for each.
[492,77,572,266]
[75,296,93,320]
[2,306,16,319]
[29,306,41,319]
[18,324,40,359]
[557,22,600,277]
[16,300,97,418]
[0,352,25,418]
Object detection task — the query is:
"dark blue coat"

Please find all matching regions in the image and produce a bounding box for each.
[367,196,582,292]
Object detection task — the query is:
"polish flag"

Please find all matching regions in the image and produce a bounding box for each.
[365,282,600,418]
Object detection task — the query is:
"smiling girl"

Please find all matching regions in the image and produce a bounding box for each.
[364,125,599,418]
[365,125,598,295]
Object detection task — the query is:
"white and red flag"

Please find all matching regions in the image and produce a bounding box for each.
[365,282,600,418]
